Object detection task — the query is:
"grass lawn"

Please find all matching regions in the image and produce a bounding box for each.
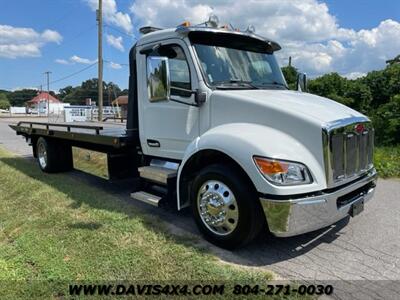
[0,147,306,299]
[374,146,400,177]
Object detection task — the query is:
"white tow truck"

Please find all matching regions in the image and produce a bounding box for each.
[11,17,377,249]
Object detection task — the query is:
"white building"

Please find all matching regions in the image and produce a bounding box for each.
[26,92,69,115]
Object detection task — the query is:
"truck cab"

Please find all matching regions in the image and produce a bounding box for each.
[125,20,377,247]
[12,18,377,249]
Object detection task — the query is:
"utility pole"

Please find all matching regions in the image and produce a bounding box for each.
[44,71,51,118]
[97,0,103,121]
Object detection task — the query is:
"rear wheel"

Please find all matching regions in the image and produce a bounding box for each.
[36,137,72,173]
[191,164,265,249]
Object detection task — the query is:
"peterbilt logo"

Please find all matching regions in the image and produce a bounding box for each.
[355,123,365,133]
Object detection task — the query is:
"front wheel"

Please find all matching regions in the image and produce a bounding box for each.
[191,164,265,249]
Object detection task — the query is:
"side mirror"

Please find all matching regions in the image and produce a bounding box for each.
[147,56,170,102]
[296,72,307,92]
[195,90,207,106]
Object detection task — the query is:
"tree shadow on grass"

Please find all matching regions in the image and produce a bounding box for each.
[1,155,349,268]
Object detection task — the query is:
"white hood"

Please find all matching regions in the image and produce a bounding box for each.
[211,89,367,126]
[209,89,370,175]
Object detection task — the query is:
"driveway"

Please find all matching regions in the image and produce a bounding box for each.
[1,117,399,299]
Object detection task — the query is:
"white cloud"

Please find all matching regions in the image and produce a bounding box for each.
[131,0,212,28]
[130,0,347,42]
[85,0,132,33]
[342,72,367,80]
[130,0,400,76]
[11,86,39,92]
[70,55,97,64]
[0,24,62,58]
[0,44,41,59]
[41,30,62,44]
[106,34,124,51]
[56,55,97,65]
[287,19,400,76]
[55,58,70,65]
[108,61,122,69]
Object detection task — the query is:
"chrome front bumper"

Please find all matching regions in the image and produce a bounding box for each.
[260,169,377,237]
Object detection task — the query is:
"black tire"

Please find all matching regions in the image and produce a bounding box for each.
[36,137,73,173]
[58,142,73,171]
[191,164,265,249]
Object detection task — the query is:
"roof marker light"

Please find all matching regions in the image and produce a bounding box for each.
[179,21,191,27]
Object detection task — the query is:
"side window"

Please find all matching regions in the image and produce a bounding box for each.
[148,44,192,97]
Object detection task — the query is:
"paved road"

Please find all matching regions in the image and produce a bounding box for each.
[1,118,399,299]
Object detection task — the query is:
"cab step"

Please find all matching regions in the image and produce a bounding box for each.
[130,191,162,207]
[138,166,177,185]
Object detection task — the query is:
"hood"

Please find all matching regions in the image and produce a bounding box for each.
[211,89,367,126]
[209,89,370,168]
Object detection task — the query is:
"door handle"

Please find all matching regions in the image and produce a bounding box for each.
[147,139,160,147]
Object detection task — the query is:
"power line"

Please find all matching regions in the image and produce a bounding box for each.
[104,24,136,39]
[47,24,97,57]
[40,4,80,30]
[58,24,97,48]
[11,60,121,92]
[6,26,130,91]
[49,62,97,85]
[3,32,127,92]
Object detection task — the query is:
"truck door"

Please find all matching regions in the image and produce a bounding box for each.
[138,40,200,160]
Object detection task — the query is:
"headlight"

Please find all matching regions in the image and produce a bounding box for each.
[253,156,312,185]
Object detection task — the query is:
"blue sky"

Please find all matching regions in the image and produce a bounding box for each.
[0,0,399,92]
[325,0,399,30]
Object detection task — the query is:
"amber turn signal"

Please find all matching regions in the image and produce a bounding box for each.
[180,21,191,27]
[253,157,288,175]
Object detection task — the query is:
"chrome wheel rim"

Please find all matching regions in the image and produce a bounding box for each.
[37,142,47,169]
[197,180,239,236]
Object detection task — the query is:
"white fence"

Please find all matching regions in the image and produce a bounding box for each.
[10,107,26,114]
[64,106,120,122]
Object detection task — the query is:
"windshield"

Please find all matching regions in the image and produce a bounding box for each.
[193,43,287,89]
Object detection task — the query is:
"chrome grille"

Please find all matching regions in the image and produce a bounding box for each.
[323,118,374,187]
[346,133,358,176]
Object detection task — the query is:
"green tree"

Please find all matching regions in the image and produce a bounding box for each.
[281,65,297,90]
[0,89,10,96]
[119,89,129,96]
[58,86,75,100]
[307,73,373,112]
[386,54,400,65]
[362,70,391,108]
[60,79,123,105]
[8,89,38,106]
[308,73,347,98]
[371,94,400,145]
[0,93,10,110]
[343,80,372,113]
[383,64,400,100]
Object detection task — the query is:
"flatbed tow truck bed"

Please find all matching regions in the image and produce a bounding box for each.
[10,121,140,180]
[9,121,137,149]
